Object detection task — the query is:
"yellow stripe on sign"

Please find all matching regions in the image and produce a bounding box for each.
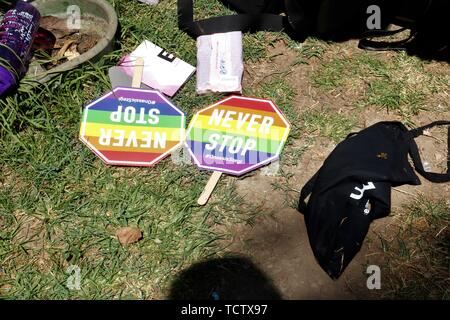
[193,115,288,141]
[83,123,183,141]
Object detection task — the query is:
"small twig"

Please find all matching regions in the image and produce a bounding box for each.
[365,252,384,257]
[392,188,416,197]
[436,226,447,237]
[254,70,293,86]
[422,133,441,142]
[53,39,76,64]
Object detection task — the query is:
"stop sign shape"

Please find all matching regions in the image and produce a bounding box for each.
[185,96,291,176]
[79,87,185,166]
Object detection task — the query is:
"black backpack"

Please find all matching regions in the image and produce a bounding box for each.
[178,0,449,60]
[297,121,450,279]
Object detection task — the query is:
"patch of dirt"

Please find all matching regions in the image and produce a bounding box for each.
[13,211,45,249]
[224,39,450,299]
[10,211,52,273]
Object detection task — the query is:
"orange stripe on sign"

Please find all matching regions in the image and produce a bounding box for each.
[223,97,277,113]
[84,136,180,154]
[200,105,286,127]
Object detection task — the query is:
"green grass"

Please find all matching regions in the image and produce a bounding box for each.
[365,79,425,115]
[301,108,356,143]
[311,56,352,89]
[287,37,328,66]
[310,51,449,123]
[379,196,450,299]
[0,0,272,299]
[311,52,391,90]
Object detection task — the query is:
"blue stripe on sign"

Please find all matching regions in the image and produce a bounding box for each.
[187,140,275,166]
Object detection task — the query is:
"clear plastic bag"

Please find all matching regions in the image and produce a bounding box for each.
[196,31,243,94]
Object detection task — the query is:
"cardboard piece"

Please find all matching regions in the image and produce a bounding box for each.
[118,40,196,97]
[108,66,151,89]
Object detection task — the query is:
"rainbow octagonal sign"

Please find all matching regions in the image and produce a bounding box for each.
[79,87,185,166]
[185,96,291,175]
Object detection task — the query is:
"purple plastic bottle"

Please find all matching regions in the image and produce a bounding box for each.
[0,0,40,96]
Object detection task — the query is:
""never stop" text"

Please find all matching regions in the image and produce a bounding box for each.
[97,105,167,149]
[204,109,275,156]
[111,105,160,125]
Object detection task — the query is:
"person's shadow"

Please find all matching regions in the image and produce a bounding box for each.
[168,256,282,300]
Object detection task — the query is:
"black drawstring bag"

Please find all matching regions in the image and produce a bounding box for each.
[178,0,449,61]
[297,121,450,279]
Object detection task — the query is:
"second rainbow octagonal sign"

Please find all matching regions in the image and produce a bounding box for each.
[185,96,291,176]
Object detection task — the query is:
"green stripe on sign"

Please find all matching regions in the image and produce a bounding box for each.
[188,127,282,154]
[86,109,182,128]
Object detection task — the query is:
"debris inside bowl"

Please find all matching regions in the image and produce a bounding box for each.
[32,14,108,70]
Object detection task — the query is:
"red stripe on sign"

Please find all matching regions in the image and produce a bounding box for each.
[223,97,277,113]
[100,150,164,164]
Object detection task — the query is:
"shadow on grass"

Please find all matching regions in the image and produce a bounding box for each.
[168,256,282,300]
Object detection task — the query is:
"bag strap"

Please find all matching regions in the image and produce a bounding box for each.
[358,0,436,52]
[408,121,450,183]
[358,28,416,51]
[177,0,290,37]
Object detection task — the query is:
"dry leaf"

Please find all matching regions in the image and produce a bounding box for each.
[115,227,143,245]
[413,217,429,231]
[64,47,81,61]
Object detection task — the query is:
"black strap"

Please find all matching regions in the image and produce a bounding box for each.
[358,28,416,51]
[298,171,319,214]
[361,27,409,38]
[177,0,289,37]
[408,121,450,183]
[359,0,437,52]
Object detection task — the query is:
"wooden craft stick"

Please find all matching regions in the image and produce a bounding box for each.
[197,171,223,205]
[131,57,144,88]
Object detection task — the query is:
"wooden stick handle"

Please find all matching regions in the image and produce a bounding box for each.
[131,57,145,88]
[197,171,223,206]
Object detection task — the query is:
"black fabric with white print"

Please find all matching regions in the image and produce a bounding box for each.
[298,121,450,279]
